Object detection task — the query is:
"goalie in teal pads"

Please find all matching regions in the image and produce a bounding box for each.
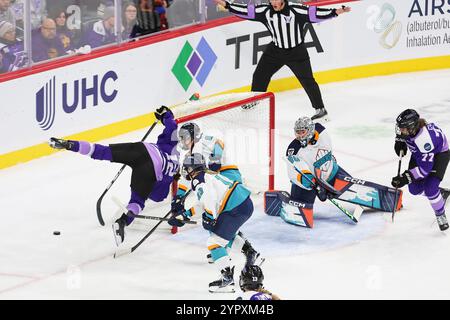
[168,153,264,293]
[266,116,402,227]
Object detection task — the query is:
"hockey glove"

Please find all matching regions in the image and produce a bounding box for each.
[202,212,216,231]
[394,135,408,157]
[208,154,222,172]
[154,106,172,122]
[171,195,185,213]
[315,186,330,202]
[391,170,413,188]
[168,209,191,227]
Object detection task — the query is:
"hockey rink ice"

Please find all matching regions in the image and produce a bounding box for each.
[1,68,450,300]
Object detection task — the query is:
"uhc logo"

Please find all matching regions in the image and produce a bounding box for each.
[36,71,118,131]
[36,76,57,131]
[171,37,217,91]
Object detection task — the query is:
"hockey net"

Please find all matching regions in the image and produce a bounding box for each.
[173,91,275,192]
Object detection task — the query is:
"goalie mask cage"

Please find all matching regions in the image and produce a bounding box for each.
[173,92,275,192]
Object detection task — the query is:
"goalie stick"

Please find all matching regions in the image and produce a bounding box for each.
[95,118,159,226]
[113,190,192,258]
[286,156,363,223]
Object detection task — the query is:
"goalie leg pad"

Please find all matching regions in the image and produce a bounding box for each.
[280,200,314,228]
[264,191,314,227]
[264,190,291,216]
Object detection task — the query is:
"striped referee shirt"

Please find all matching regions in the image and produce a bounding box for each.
[225,1,337,49]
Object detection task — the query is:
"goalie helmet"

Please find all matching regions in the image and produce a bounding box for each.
[294,117,315,147]
[182,153,206,180]
[239,265,264,291]
[178,122,202,150]
[396,109,420,137]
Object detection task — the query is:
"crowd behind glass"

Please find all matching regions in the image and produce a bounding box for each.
[0,0,309,74]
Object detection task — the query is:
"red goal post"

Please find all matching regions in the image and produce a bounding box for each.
[172,92,275,192]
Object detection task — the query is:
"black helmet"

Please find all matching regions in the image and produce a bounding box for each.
[182,153,206,180]
[239,265,264,291]
[396,109,420,137]
[178,122,202,150]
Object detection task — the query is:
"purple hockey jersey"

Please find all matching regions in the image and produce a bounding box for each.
[406,123,449,180]
[144,112,180,202]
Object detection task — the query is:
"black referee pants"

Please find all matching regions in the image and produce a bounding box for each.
[251,42,324,110]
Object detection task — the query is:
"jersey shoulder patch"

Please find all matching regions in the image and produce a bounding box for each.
[286,139,302,156]
[314,123,326,134]
[414,129,435,153]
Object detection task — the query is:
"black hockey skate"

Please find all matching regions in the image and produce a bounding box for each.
[311,108,329,122]
[112,215,127,246]
[207,253,214,264]
[49,137,74,150]
[436,214,449,231]
[243,243,265,267]
[209,266,235,293]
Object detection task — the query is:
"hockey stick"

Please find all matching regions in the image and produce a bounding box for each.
[111,196,197,224]
[96,119,159,226]
[113,190,192,258]
[392,150,404,223]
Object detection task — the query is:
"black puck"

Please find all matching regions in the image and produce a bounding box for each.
[53,231,61,235]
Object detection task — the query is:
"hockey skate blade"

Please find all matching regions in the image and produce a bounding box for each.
[112,223,124,247]
[352,206,364,222]
[208,286,236,294]
[114,248,131,258]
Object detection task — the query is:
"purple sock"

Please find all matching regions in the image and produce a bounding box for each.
[90,144,113,161]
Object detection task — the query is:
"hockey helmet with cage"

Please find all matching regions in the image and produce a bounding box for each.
[396,109,420,137]
[178,122,202,150]
[239,265,264,291]
[294,117,315,147]
[182,153,206,180]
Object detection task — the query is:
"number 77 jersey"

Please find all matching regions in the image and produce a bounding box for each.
[406,123,449,180]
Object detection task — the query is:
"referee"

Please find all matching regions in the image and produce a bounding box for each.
[215,0,351,121]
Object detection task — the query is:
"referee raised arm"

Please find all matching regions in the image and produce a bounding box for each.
[215,0,351,121]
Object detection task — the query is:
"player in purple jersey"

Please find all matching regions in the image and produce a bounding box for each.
[392,109,450,231]
[48,106,180,244]
[236,266,280,300]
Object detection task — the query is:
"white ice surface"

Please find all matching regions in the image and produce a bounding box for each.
[1,69,450,299]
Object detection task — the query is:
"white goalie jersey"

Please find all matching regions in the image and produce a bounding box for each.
[285,123,338,189]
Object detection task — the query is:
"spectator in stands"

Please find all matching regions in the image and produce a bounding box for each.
[82,6,116,49]
[0,19,14,46]
[0,20,27,73]
[12,0,47,30]
[122,2,137,39]
[132,0,160,38]
[31,18,64,63]
[154,0,168,30]
[50,9,78,51]
[0,0,16,28]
